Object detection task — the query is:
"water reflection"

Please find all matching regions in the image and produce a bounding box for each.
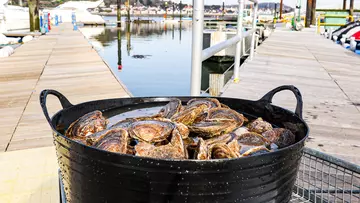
[84,17,232,97]
[117,29,122,70]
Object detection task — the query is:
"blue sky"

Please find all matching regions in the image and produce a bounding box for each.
[179,0,360,9]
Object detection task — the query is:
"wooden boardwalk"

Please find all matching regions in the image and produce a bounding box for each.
[222,29,360,164]
[0,23,130,152]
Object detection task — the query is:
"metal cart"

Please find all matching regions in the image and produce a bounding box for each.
[291,148,360,202]
[59,147,360,203]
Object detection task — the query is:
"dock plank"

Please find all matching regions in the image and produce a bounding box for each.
[222,29,360,165]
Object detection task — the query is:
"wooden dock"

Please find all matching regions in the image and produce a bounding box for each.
[0,23,130,152]
[222,29,360,164]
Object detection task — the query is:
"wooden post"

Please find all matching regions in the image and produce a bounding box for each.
[279,0,283,19]
[117,0,121,27]
[126,21,131,56]
[117,29,122,70]
[209,74,225,96]
[127,0,130,22]
[305,0,312,27]
[179,0,182,21]
[311,0,316,25]
[349,0,354,16]
[343,0,347,9]
[28,0,40,31]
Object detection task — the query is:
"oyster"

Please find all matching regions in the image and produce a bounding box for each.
[174,122,190,139]
[66,110,107,138]
[158,99,182,118]
[194,138,208,160]
[128,120,175,143]
[220,103,230,109]
[262,128,296,148]
[195,136,240,160]
[237,132,270,154]
[92,128,128,153]
[247,118,273,134]
[208,108,247,126]
[135,128,187,159]
[204,133,233,146]
[171,104,208,126]
[210,142,240,159]
[231,127,250,139]
[237,132,270,146]
[110,118,137,129]
[187,98,221,109]
[242,146,270,157]
[189,119,238,138]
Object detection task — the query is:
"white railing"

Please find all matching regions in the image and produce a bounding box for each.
[190,0,258,96]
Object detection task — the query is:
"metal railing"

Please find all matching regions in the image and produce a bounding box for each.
[316,14,354,34]
[190,0,258,96]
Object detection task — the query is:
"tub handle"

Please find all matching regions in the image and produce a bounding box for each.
[40,89,73,127]
[259,85,303,119]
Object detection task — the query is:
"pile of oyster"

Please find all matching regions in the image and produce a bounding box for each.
[65,98,296,160]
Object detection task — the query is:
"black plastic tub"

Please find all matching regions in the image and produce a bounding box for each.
[40,85,309,203]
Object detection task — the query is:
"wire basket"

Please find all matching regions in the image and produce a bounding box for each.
[291,148,360,203]
[59,147,360,203]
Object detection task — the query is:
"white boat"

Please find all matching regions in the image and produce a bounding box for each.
[44,0,105,25]
[0,0,29,32]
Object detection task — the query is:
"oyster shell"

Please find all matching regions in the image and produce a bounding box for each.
[210,142,240,159]
[262,128,296,148]
[208,108,247,126]
[187,98,221,109]
[194,138,208,160]
[92,128,128,153]
[110,118,137,129]
[171,104,208,126]
[158,99,182,118]
[237,132,270,146]
[242,146,270,157]
[189,119,238,138]
[135,128,187,159]
[128,120,175,143]
[204,133,233,146]
[231,127,250,139]
[174,122,190,139]
[66,110,108,138]
[247,118,273,134]
[195,136,240,160]
[220,103,230,109]
[237,132,271,154]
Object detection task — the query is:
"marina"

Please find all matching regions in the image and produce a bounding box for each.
[0,0,360,202]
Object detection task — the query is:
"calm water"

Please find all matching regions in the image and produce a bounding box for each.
[83,16,233,96]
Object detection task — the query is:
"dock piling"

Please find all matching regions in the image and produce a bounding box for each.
[117,0,121,27]
[349,0,354,16]
[190,0,204,96]
[249,2,258,60]
[305,0,312,27]
[233,0,244,82]
[311,0,317,25]
[28,0,40,31]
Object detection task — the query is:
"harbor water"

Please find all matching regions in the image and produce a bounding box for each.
[82,16,234,96]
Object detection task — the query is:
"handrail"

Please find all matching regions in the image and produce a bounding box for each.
[202,29,254,61]
[316,14,353,34]
[190,0,259,96]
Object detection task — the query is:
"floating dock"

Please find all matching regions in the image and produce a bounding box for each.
[222,28,360,164]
